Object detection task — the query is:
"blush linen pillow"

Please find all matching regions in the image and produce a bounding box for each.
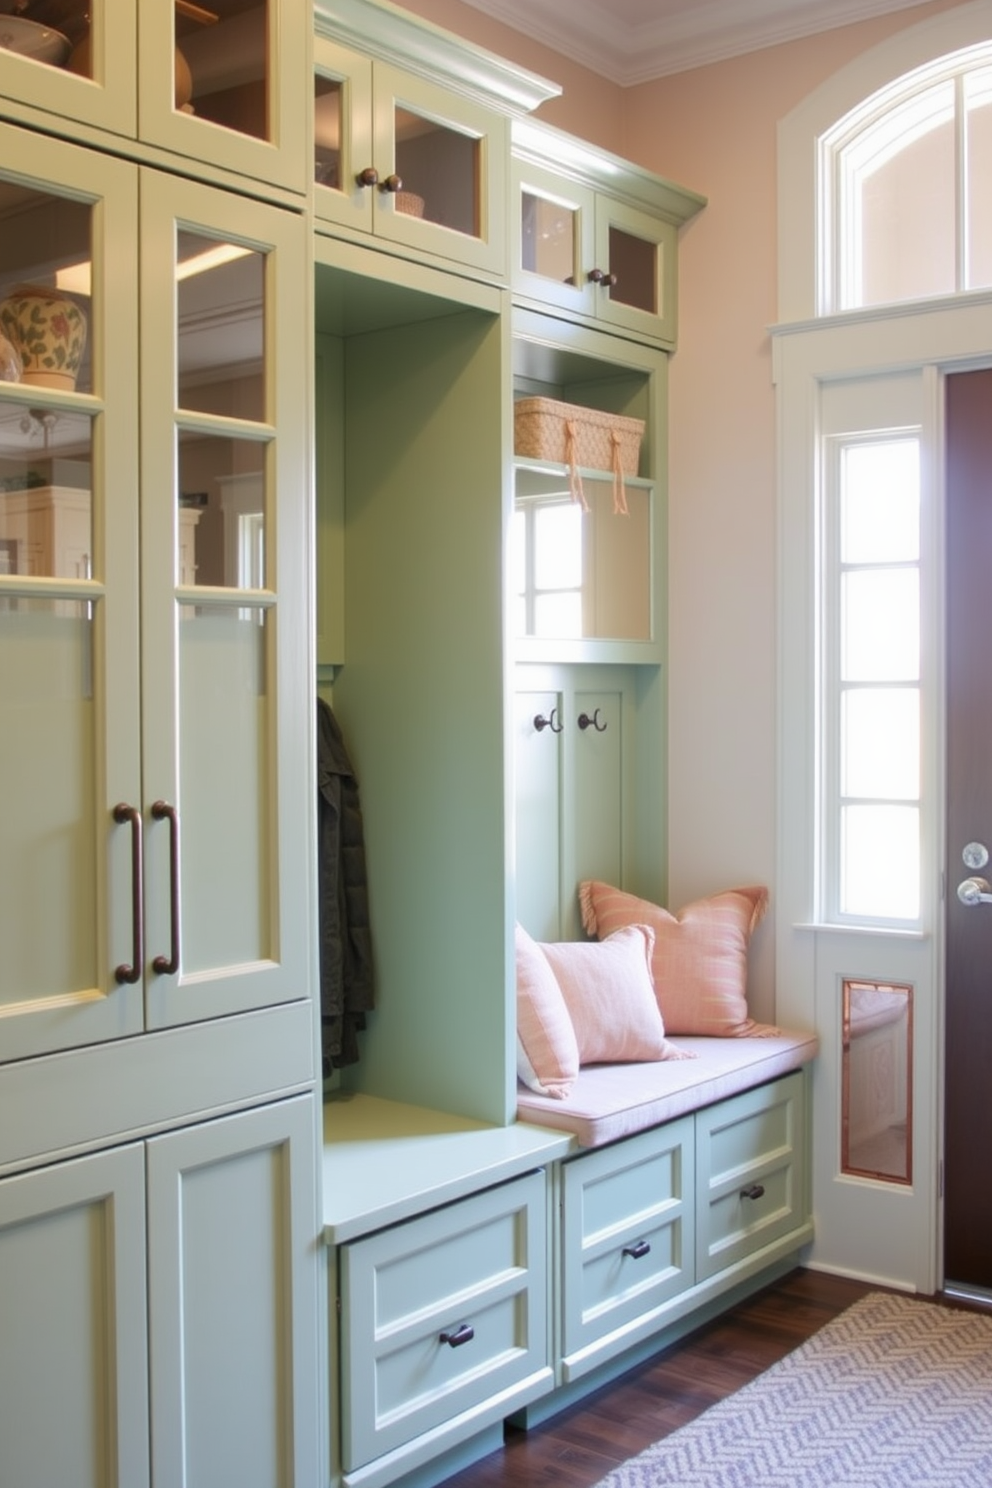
[516,923,580,1098]
[579,882,773,1037]
[539,924,691,1066]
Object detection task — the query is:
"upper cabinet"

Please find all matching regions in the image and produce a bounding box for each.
[512,117,706,349]
[313,0,559,281]
[0,0,310,197]
[0,119,312,1066]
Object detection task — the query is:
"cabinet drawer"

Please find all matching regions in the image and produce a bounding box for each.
[695,1072,806,1281]
[561,1116,693,1360]
[340,1171,547,1472]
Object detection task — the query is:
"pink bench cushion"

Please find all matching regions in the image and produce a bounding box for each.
[516,1027,819,1147]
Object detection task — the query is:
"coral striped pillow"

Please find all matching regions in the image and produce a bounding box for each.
[579,882,771,1037]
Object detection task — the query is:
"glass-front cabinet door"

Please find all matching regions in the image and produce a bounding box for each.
[0,0,137,137]
[0,0,308,195]
[0,122,142,1063]
[0,124,310,1066]
[138,170,311,1032]
[313,37,507,277]
[140,0,310,194]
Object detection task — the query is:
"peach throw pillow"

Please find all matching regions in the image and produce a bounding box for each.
[579,882,771,1037]
[515,923,579,1098]
[540,925,690,1065]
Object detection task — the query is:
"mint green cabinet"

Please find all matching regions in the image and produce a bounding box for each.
[512,118,705,350]
[314,0,557,282]
[559,1117,694,1379]
[0,1097,320,1488]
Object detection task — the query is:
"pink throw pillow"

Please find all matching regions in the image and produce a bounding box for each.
[540,925,689,1065]
[516,923,579,1098]
[579,882,771,1037]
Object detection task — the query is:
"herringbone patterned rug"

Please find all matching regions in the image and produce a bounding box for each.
[593,1290,992,1486]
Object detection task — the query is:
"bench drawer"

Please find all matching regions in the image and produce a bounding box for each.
[695,1071,806,1281]
[339,1171,547,1472]
[560,1115,694,1361]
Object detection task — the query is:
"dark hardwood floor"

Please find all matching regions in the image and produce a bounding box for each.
[440,1267,876,1488]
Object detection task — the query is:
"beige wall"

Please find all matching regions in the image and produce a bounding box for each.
[397,0,972,1018]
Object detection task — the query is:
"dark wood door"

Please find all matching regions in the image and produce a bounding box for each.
[944,367,992,1292]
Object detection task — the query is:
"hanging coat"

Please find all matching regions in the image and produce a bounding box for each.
[317,697,375,1073]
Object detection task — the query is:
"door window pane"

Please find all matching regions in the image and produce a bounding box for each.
[841,803,920,918]
[176,0,269,141]
[394,107,478,238]
[315,74,343,190]
[521,191,578,283]
[842,568,919,681]
[0,599,96,1006]
[176,232,264,422]
[841,687,919,801]
[0,185,92,396]
[0,407,93,580]
[841,441,919,563]
[179,603,271,974]
[177,433,264,589]
[608,226,656,314]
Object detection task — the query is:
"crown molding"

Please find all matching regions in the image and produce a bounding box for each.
[457,0,937,84]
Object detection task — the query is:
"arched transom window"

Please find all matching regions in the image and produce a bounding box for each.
[821,45,992,313]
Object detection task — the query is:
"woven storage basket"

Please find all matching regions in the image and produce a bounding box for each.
[514,396,644,512]
[514,397,644,474]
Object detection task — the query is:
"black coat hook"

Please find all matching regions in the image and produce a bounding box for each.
[534,709,563,733]
[578,709,607,732]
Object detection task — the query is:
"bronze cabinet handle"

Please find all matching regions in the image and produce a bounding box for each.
[622,1240,651,1260]
[740,1183,766,1201]
[534,709,563,734]
[151,801,181,975]
[356,166,379,187]
[113,803,144,985]
[440,1323,474,1348]
[381,173,403,193]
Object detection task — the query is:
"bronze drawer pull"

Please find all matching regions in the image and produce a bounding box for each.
[151,801,181,975]
[622,1240,651,1260]
[440,1323,474,1348]
[113,803,144,985]
[740,1183,766,1201]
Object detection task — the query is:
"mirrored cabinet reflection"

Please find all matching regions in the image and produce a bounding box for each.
[842,978,913,1184]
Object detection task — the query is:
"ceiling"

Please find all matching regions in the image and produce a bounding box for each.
[458,0,936,84]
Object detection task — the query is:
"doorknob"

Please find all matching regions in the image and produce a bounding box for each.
[957,876,992,906]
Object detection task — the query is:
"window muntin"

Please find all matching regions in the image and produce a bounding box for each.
[823,433,922,925]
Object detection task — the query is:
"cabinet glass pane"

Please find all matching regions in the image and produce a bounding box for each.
[0,185,92,397]
[608,227,656,315]
[176,0,268,141]
[178,433,264,589]
[176,233,264,422]
[178,603,271,973]
[395,107,478,238]
[0,407,92,579]
[0,599,95,1008]
[0,6,79,72]
[515,469,651,641]
[521,191,577,284]
[314,74,343,190]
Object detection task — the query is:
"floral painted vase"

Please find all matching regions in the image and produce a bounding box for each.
[0,284,88,391]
